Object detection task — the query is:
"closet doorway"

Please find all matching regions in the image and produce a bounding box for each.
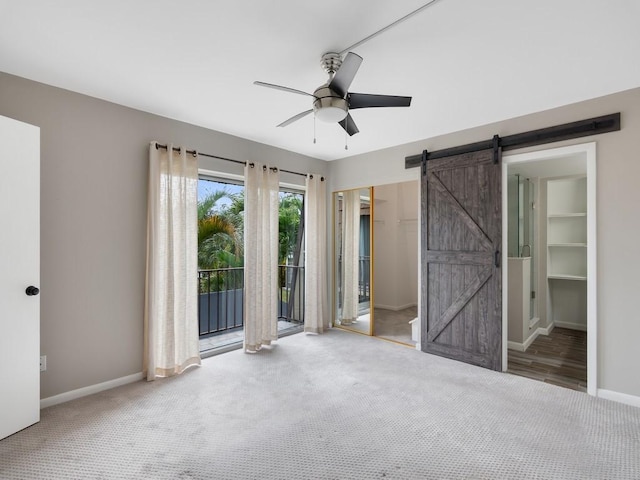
[502,142,597,395]
[372,180,419,346]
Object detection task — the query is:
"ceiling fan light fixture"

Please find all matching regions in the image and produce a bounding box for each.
[313,96,348,123]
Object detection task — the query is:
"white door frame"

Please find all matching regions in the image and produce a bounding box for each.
[501,142,597,396]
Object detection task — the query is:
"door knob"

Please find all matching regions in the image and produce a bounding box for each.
[25,286,40,296]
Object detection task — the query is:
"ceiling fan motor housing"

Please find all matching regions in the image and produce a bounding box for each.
[313,85,348,122]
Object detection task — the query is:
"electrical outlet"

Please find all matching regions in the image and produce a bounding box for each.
[40,355,47,372]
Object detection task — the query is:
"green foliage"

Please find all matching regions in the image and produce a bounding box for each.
[197,189,228,221]
[197,187,303,275]
[197,189,242,270]
[278,193,303,264]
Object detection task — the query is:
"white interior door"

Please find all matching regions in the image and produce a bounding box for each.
[0,115,40,440]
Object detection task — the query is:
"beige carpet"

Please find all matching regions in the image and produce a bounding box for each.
[374,306,417,345]
[1,329,639,479]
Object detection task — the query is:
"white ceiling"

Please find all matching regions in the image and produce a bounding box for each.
[1,0,639,161]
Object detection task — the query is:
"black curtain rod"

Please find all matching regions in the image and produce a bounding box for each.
[154,143,324,181]
[404,112,621,169]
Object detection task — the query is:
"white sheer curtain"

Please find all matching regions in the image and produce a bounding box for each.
[244,162,280,352]
[304,174,328,334]
[144,142,201,381]
[340,189,360,325]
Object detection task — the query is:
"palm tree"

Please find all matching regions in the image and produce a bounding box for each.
[276,193,304,320]
[278,193,303,264]
[197,190,242,270]
[198,187,305,318]
[221,191,303,265]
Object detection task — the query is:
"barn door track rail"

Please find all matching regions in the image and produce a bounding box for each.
[406,112,621,172]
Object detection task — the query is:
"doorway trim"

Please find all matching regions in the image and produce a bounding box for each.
[501,142,597,396]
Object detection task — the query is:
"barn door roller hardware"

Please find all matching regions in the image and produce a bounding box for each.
[406,113,620,169]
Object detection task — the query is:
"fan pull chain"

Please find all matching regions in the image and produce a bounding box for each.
[344,116,349,150]
[313,115,317,144]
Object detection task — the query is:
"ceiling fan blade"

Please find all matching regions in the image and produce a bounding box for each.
[254,81,316,98]
[347,93,412,109]
[338,113,359,136]
[277,109,314,127]
[329,52,363,98]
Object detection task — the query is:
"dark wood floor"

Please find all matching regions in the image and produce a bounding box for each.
[508,327,587,392]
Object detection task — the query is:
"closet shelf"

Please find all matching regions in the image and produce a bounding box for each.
[548,274,587,281]
[548,213,586,218]
[548,243,587,247]
[546,176,588,328]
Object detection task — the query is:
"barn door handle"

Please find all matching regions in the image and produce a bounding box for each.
[25,286,40,296]
[494,250,500,268]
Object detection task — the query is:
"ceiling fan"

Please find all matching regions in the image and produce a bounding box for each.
[254,52,412,136]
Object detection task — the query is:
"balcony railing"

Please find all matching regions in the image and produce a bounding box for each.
[359,255,370,303]
[336,255,371,305]
[198,265,305,338]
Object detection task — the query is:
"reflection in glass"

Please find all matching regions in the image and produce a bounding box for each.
[340,190,360,324]
[507,174,537,320]
[334,188,372,334]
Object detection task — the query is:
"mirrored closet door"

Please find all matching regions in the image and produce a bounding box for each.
[333,187,373,335]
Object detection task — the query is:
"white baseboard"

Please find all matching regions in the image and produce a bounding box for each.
[597,389,640,409]
[40,372,144,409]
[507,340,526,352]
[539,323,555,335]
[508,332,537,352]
[554,321,587,332]
[374,303,417,312]
[508,323,553,352]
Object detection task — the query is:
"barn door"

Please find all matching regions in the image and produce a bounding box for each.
[421,148,501,370]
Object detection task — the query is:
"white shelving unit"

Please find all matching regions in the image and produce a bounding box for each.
[546,177,588,329]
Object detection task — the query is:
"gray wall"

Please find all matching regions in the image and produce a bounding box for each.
[0,72,327,399]
[2,69,639,401]
[329,87,640,398]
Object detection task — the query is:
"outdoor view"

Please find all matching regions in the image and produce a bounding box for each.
[197,177,305,351]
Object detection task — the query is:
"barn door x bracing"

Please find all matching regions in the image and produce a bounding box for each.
[421,148,501,370]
